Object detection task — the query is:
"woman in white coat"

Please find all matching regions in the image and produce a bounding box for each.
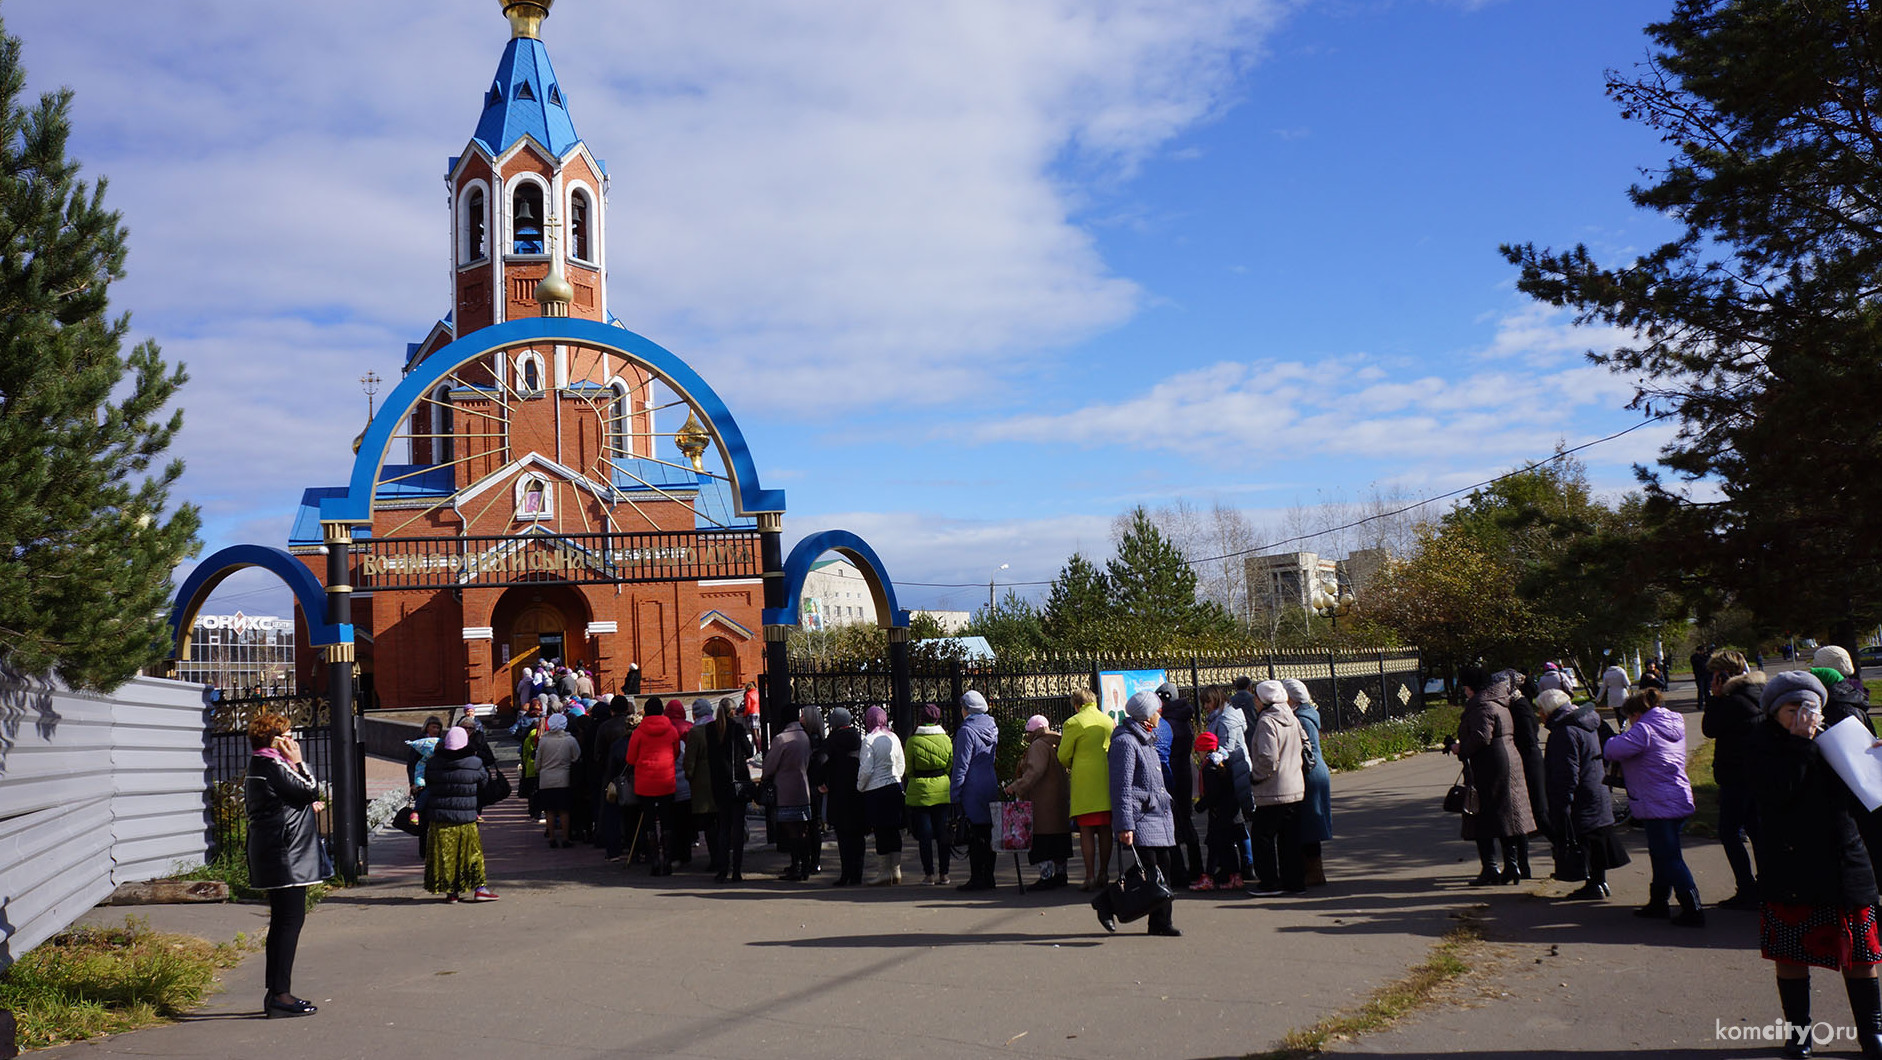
[858,705,908,884]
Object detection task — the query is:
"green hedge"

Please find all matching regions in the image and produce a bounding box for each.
[1319,705,1461,773]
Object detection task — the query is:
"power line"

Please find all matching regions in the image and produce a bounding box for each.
[1187,411,1677,566]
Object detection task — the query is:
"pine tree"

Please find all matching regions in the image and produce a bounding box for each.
[1041,552,1113,652]
[0,21,200,690]
[1106,506,1232,644]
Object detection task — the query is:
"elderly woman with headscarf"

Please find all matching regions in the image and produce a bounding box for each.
[1456,664,1536,886]
[762,706,818,881]
[1281,679,1334,887]
[1537,687,1623,900]
[858,705,908,885]
[905,704,955,885]
[534,711,581,849]
[1752,670,1882,1056]
[1245,679,1306,897]
[1007,714,1072,889]
[1093,690,1180,936]
[426,724,499,903]
[951,690,1002,891]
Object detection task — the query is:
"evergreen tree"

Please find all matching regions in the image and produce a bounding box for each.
[1041,552,1113,652]
[962,590,1049,659]
[1501,0,1882,642]
[1106,506,1232,643]
[0,22,200,690]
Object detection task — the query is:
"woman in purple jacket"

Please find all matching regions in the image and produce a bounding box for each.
[1604,687,1703,926]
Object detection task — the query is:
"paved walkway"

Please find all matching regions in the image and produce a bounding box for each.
[48,681,1794,1058]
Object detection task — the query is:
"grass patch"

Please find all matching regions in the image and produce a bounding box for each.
[0,916,253,1051]
[1866,678,1882,704]
[1320,705,1462,773]
[1685,737,1719,839]
[1246,923,1483,1059]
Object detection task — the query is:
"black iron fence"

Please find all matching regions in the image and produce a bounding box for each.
[204,691,332,861]
[785,649,1424,738]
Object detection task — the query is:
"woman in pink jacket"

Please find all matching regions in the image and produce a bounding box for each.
[1603,687,1703,926]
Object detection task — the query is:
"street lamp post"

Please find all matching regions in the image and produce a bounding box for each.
[988,563,1009,613]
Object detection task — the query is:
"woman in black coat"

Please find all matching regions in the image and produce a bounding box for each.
[245,713,325,1018]
[1538,690,1624,899]
[816,709,867,886]
[1157,683,1203,885]
[1504,672,1551,878]
[1753,669,1882,1059]
[425,727,499,903]
[706,698,755,883]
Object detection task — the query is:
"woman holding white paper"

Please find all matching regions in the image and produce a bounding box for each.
[1753,669,1882,1059]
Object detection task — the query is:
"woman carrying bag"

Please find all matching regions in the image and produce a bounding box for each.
[1093,690,1180,937]
[245,713,325,1018]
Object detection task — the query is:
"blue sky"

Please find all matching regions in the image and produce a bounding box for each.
[9,0,1683,617]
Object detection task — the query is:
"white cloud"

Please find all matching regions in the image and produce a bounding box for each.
[969,305,1658,472]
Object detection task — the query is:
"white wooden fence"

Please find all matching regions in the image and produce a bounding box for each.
[0,670,210,968]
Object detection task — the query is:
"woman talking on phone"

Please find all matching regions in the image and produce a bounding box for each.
[245,713,326,1018]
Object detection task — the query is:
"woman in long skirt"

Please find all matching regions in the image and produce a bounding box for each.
[425,727,499,902]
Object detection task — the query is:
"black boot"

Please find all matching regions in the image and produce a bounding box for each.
[1512,835,1532,880]
[1671,888,1706,927]
[1845,975,1882,1059]
[1634,880,1671,919]
[1779,976,1812,1058]
[1468,839,1500,886]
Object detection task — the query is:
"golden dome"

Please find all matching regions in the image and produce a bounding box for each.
[674,411,711,472]
[502,0,553,39]
[534,269,574,311]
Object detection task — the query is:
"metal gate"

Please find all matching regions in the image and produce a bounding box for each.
[203,691,334,862]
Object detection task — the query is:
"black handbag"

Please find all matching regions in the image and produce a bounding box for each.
[392,805,424,836]
[1442,768,1475,814]
[1099,844,1173,924]
[757,779,778,808]
[478,768,512,808]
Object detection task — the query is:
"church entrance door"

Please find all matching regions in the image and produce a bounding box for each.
[700,636,738,691]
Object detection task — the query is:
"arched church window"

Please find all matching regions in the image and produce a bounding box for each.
[512,183,544,254]
[522,357,541,394]
[608,383,629,461]
[523,480,545,515]
[570,190,592,262]
[461,187,486,263]
[432,384,454,464]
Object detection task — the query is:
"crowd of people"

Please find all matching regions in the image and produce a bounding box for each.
[1454,648,1882,1058]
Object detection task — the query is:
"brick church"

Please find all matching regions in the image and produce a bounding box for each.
[288,0,763,714]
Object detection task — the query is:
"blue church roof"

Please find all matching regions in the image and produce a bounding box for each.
[472,36,583,160]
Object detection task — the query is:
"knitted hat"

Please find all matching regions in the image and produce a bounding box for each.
[1025,714,1049,733]
[645,699,665,716]
[1125,689,1160,721]
[1815,645,1856,677]
[1156,681,1178,701]
[921,703,942,723]
[442,727,469,751]
[1280,678,1311,704]
[544,714,568,733]
[1254,679,1288,705]
[828,707,854,728]
[1760,669,1829,714]
[692,698,715,721]
[1193,731,1219,754]
[1536,689,1571,714]
[1811,667,1846,690]
[961,690,989,713]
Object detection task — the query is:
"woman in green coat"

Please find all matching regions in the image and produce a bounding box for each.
[1058,688,1116,890]
[905,704,955,884]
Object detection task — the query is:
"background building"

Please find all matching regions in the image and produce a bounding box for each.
[175,613,295,695]
[799,558,879,629]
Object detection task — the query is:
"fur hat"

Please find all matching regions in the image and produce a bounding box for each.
[960,690,989,713]
[1815,645,1856,677]
[1254,679,1288,705]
